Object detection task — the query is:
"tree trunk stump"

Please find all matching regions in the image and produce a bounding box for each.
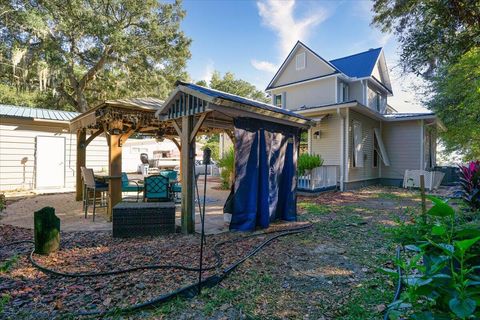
[34,207,60,255]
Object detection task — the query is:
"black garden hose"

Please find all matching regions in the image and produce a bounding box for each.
[383,246,403,320]
[0,224,312,317]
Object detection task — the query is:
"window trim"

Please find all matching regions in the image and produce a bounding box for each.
[296,52,306,70]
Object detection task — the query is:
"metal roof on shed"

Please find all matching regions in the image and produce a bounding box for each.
[0,104,79,121]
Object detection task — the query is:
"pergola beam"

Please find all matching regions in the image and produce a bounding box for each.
[85,128,104,146]
[171,119,182,136]
[190,113,208,143]
[75,129,87,201]
[107,133,122,221]
[180,115,195,234]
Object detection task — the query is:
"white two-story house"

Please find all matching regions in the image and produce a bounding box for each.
[267,41,444,190]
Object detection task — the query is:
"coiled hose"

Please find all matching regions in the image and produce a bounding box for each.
[0,224,312,317]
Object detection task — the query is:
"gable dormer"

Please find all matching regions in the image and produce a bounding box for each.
[330,48,393,95]
[266,41,339,90]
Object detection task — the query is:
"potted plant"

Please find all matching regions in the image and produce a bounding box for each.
[297,153,324,177]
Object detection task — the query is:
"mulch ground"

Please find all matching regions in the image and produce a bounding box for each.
[0,221,309,319]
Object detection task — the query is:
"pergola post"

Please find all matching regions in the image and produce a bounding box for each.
[181,115,195,234]
[75,129,86,201]
[107,133,122,221]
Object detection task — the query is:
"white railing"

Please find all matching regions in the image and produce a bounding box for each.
[298,165,338,191]
[403,170,445,191]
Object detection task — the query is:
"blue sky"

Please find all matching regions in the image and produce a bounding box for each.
[181,0,427,113]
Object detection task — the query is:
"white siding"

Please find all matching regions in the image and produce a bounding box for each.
[272,46,335,88]
[337,80,363,103]
[270,77,337,110]
[0,121,108,191]
[309,112,342,166]
[381,120,422,179]
[347,110,381,182]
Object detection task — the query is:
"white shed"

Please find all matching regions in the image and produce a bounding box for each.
[0,105,108,192]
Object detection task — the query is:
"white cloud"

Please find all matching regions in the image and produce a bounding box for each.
[257,0,329,57]
[251,59,278,73]
[252,0,329,73]
[201,59,214,83]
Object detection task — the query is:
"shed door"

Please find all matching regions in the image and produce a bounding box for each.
[36,136,65,189]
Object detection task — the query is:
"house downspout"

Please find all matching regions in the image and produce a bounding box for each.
[379,120,382,178]
[345,108,350,184]
[338,107,345,191]
[307,127,312,154]
[420,119,424,170]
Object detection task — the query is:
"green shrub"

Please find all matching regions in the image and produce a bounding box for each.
[297,153,324,176]
[0,294,10,313]
[0,194,5,212]
[385,197,480,319]
[201,134,220,161]
[217,147,234,189]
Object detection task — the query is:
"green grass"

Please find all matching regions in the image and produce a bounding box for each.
[0,294,10,314]
[0,255,18,273]
[298,202,330,215]
[338,278,391,320]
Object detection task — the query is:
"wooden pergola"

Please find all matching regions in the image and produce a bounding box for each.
[70,98,167,220]
[70,82,311,234]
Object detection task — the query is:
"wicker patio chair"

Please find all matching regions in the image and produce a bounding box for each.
[121,172,143,202]
[81,167,108,221]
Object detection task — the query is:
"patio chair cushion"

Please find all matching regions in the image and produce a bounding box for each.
[172,183,181,193]
[95,181,108,189]
[122,183,141,192]
[121,172,142,192]
[159,170,178,182]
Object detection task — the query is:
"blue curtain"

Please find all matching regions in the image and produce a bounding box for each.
[229,118,300,231]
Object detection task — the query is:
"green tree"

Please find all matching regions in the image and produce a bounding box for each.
[372,1,480,160]
[201,134,220,161]
[428,47,480,160]
[0,0,191,112]
[372,0,480,78]
[197,71,268,162]
[208,71,269,103]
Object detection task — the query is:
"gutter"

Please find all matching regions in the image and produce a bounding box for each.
[337,107,345,191]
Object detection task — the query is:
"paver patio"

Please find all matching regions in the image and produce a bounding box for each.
[1,176,229,234]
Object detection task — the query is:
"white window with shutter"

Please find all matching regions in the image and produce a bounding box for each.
[296,52,306,70]
[352,121,364,167]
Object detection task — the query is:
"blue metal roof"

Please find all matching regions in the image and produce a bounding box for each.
[329,48,382,78]
[0,104,79,121]
[178,82,310,121]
